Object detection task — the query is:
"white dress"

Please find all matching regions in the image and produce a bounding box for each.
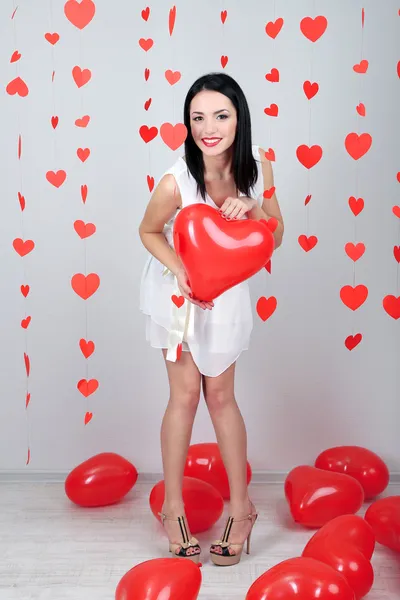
[139,144,265,377]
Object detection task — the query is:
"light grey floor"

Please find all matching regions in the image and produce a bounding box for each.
[1,481,399,599]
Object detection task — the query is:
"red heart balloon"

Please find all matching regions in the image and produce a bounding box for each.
[149,475,224,534]
[173,204,275,301]
[65,452,138,507]
[116,557,202,600]
[284,465,364,527]
[315,445,390,499]
[184,442,252,499]
[302,516,375,599]
[246,557,356,600]
[303,515,375,560]
[364,495,400,552]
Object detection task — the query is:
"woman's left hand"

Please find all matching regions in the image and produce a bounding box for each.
[219,196,257,221]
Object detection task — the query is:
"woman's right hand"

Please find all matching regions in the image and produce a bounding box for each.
[175,266,214,310]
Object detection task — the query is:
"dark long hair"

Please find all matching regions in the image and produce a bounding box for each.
[183,72,258,202]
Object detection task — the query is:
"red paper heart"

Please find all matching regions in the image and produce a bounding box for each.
[393,205,400,218]
[171,295,185,308]
[74,220,96,239]
[246,557,355,600]
[144,98,152,110]
[300,16,328,42]
[139,125,158,143]
[345,132,372,160]
[45,32,60,44]
[10,50,21,63]
[345,333,362,351]
[265,68,279,83]
[265,18,284,39]
[264,148,275,161]
[220,10,227,24]
[356,103,366,116]
[46,170,66,187]
[139,38,153,52]
[81,185,88,203]
[13,238,34,257]
[51,116,59,129]
[315,446,389,499]
[21,284,30,297]
[383,295,400,319]
[141,7,150,21]
[18,192,25,211]
[165,70,181,85]
[221,55,228,68]
[303,80,319,99]
[160,122,187,150]
[349,196,364,216]
[21,316,31,329]
[6,76,29,97]
[71,273,100,299]
[365,496,400,552]
[72,66,91,88]
[80,338,95,358]
[256,296,277,321]
[169,6,176,35]
[340,284,368,310]
[296,144,323,169]
[353,60,369,73]
[345,242,365,261]
[84,412,93,425]
[264,103,278,117]
[64,0,95,30]
[263,186,276,199]
[394,246,400,263]
[284,465,364,527]
[75,115,90,127]
[174,204,275,302]
[298,234,318,252]
[77,378,99,397]
[24,352,30,376]
[147,175,154,192]
[77,147,90,162]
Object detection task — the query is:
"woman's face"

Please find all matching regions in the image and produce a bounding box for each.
[189,90,237,156]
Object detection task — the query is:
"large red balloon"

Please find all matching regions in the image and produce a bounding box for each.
[184,442,252,499]
[315,446,390,499]
[364,495,400,552]
[302,516,375,599]
[284,465,364,527]
[115,557,202,600]
[65,452,138,507]
[245,557,356,600]
[149,476,224,534]
[173,204,275,302]
[303,515,375,560]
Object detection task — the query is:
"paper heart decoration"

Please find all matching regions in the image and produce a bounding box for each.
[13,238,35,257]
[71,273,100,299]
[345,333,362,351]
[139,125,158,143]
[21,316,31,329]
[169,6,176,36]
[18,192,25,211]
[356,103,366,116]
[24,353,30,376]
[79,338,95,358]
[302,515,375,599]
[345,132,372,160]
[303,80,319,99]
[265,68,279,82]
[298,234,318,252]
[6,76,29,97]
[165,69,181,85]
[315,445,389,499]
[265,17,284,39]
[340,284,368,310]
[77,147,90,162]
[345,242,365,261]
[264,103,278,117]
[171,295,185,308]
[348,196,364,216]
[221,55,228,68]
[160,122,187,150]
[74,220,96,239]
[383,294,400,319]
[139,38,153,52]
[173,204,275,302]
[46,170,66,188]
[21,285,30,297]
[64,0,96,30]
[246,557,355,600]
[364,496,400,552]
[10,50,21,63]
[284,465,364,527]
[256,296,277,321]
[72,66,91,88]
[51,116,59,129]
[300,15,328,42]
[77,378,99,397]
[45,32,60,44]
[296,144,323,169]
[84,412,93,425]
[353,60,369,73]
[75,115,90,127]
[141,7,150,21]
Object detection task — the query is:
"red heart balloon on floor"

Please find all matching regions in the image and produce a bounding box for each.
[364,495,400,552]
[302,516,375,599]
[303,514,375,559]
[246,557,356,600]
[184,442,252,499]
[285,465,364,527]
[315,445,390,499]
[173,204,275,301]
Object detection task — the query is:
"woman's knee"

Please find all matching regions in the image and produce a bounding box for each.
[171,379,201,410]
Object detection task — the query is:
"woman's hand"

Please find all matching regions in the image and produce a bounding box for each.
[219,196,257,220]
[175,266,214,311]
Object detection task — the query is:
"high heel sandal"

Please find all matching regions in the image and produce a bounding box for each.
[158,511,201,562]
[209,506,258,566]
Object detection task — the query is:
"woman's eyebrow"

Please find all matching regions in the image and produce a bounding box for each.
[191,109,230,115]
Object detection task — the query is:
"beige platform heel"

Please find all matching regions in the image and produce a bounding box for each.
[158,511,201,563]
[209,507,258,566]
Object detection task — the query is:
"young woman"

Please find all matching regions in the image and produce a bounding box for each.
[139,72,284,566]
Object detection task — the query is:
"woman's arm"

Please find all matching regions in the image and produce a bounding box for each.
[138,174,183,276]
[248,148,284,248]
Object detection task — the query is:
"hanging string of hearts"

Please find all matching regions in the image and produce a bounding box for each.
[8,4,34,465]
[64,0,99,426]
[341,9,370,351]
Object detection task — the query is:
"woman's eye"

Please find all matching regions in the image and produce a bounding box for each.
[193,115,228,122]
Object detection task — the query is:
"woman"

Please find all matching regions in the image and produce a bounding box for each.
[139,72,284,566]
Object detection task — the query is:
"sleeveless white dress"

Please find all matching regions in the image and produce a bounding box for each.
[139,144,265,377]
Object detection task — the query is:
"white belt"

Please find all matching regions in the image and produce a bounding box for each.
[162,267,194,362]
